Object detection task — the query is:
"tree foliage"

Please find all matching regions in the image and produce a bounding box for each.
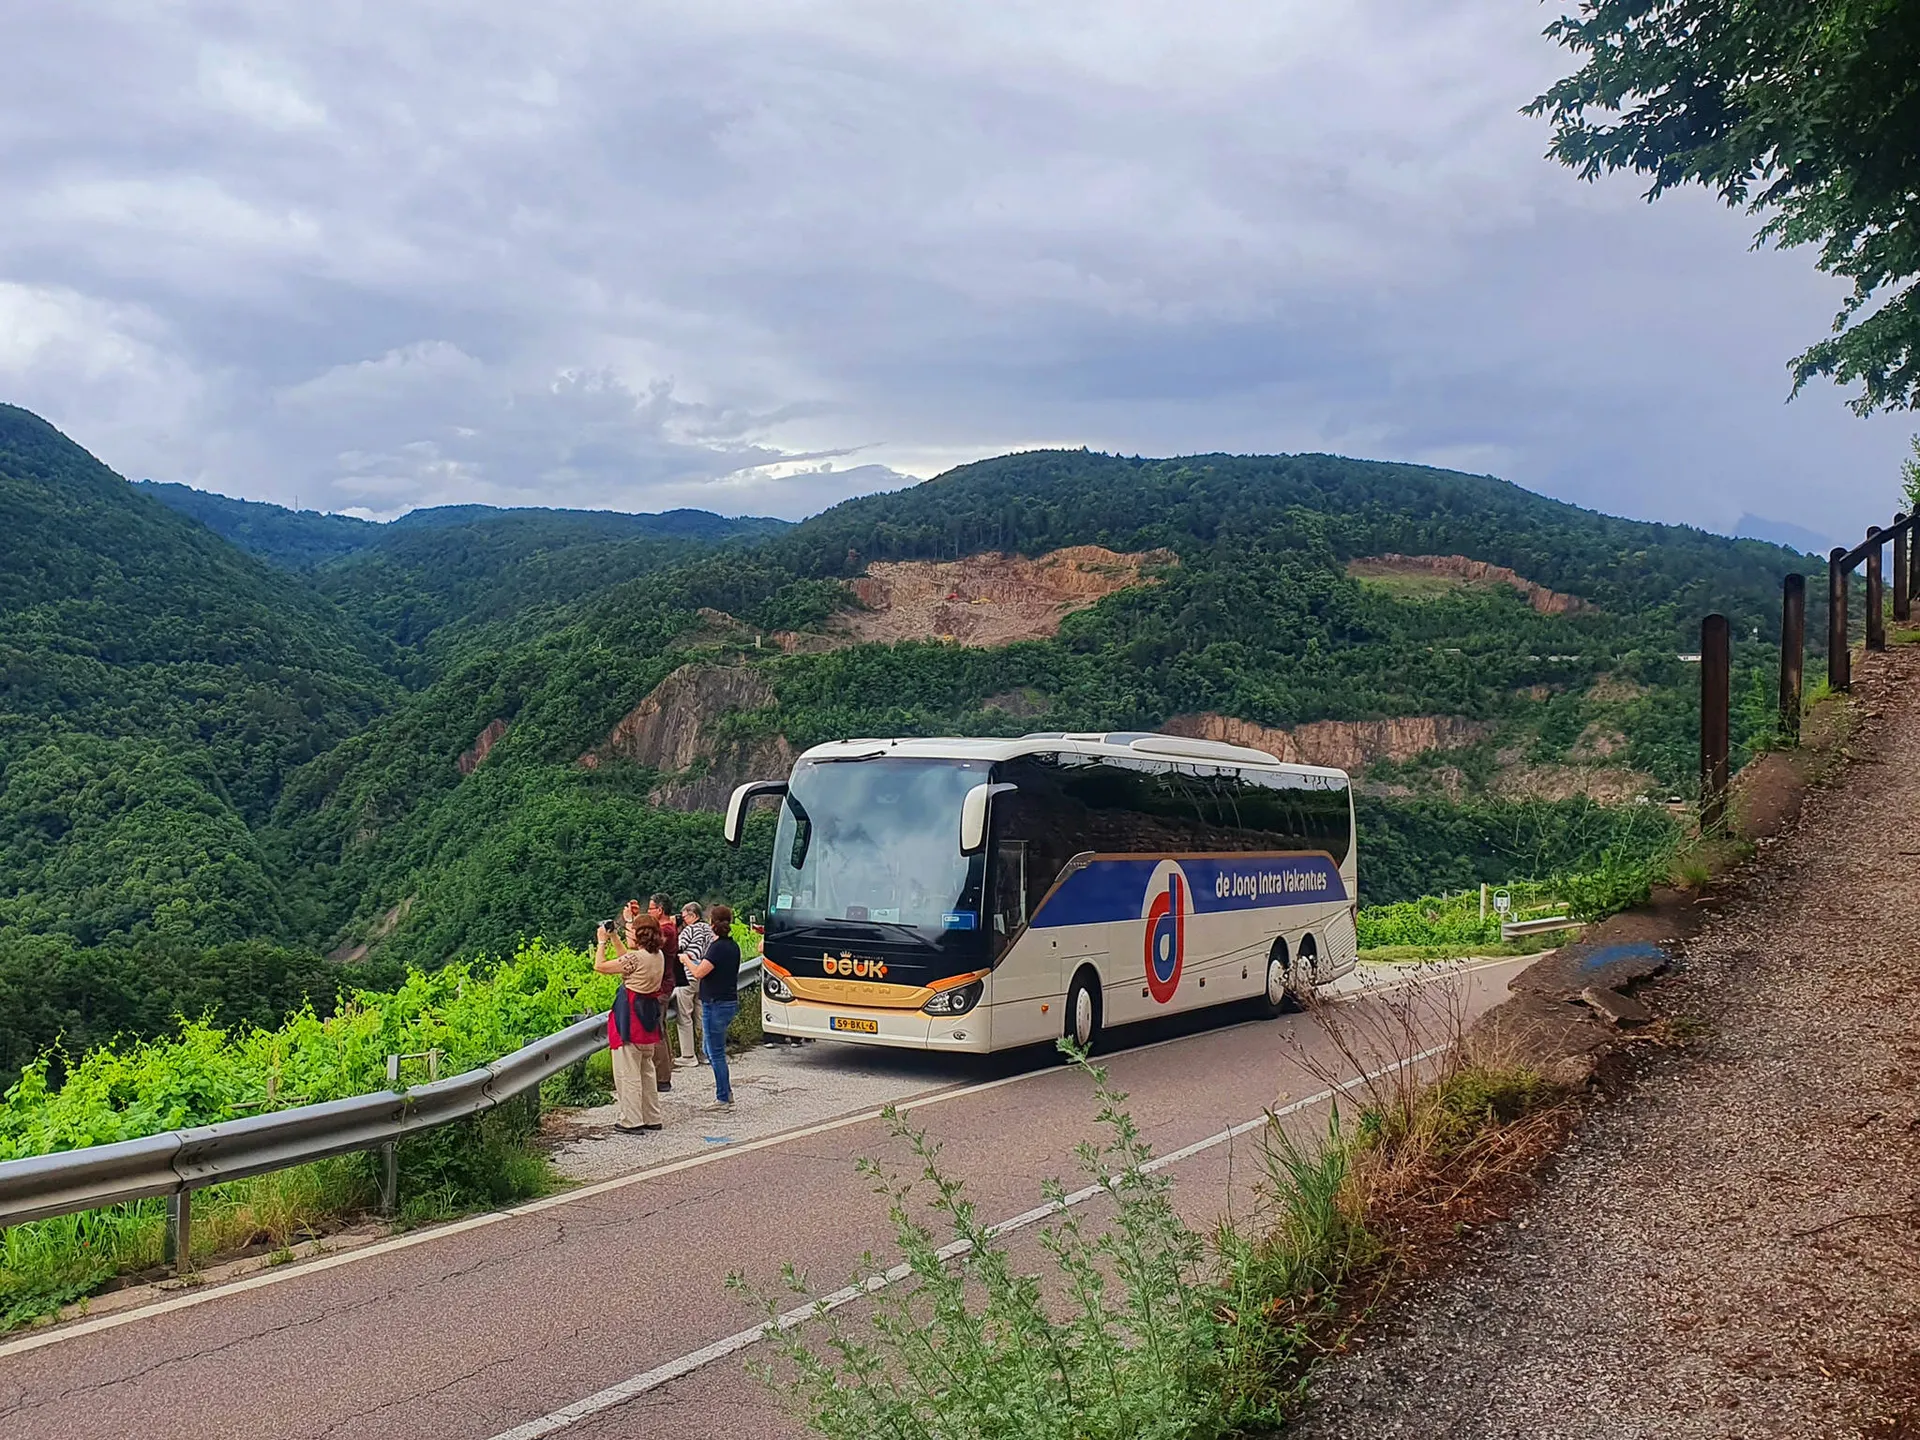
[1530,0,1920,413]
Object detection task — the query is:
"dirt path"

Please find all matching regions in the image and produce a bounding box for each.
[1296,647,1920,1440]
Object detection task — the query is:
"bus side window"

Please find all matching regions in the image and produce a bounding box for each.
[991,841,1028,950]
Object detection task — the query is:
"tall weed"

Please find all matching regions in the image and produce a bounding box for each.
[741,1049,1335,1440]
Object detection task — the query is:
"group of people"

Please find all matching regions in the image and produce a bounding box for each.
[593,894,743,1133]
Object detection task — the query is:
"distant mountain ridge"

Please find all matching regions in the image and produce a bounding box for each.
[137,479,791,655]
[1731,511,1840,557]
[135,479,788,569]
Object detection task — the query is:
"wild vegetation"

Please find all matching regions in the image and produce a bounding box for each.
[749,1008,1563,1440]
[0,927,756,1329]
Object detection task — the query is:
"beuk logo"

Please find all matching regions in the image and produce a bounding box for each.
[1142,862,1188,1005]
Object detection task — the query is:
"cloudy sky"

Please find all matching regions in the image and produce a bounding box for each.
[1,2,1910,543]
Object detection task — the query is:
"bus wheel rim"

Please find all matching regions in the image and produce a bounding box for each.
[1267,957,1287,1005]
[1075,988,1093,1044]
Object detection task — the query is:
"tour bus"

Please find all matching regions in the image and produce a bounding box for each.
[722,731,1357,1055]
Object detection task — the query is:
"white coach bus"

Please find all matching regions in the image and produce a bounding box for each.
[723,731,1357,1054]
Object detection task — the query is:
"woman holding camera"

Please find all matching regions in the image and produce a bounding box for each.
[594,909,668,1133]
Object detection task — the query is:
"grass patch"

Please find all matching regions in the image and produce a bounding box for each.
[1,1154,376,1329]
[1360,933,1568,965]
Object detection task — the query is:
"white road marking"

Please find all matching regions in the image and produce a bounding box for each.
[486,1041,1454,1440]
[0,956,1517,1362]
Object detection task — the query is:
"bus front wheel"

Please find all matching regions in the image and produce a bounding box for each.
[1065,969,1104,1055]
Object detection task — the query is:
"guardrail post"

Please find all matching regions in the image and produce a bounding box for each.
[164,1189,193,1276]
[1779,573,1805,745]
[1867,526,1886,651]
[1830,548,1851,692]
[1896,515,1911,622]
[379,1053,400,1218]
[1701,613,1730,836]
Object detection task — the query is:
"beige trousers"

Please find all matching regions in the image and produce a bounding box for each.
[669,985,700,1061]
[612,1041,661,1128]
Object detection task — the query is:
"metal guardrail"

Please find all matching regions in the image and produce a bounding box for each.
[0,956,765,1268]
[1499,915,1575,941]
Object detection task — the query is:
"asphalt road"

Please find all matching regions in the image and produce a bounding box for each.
[0,959,1525,1440]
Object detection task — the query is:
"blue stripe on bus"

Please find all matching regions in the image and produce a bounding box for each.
[1029,854,1347,929]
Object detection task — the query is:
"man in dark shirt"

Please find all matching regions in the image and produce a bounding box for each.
[685,904,742,1105]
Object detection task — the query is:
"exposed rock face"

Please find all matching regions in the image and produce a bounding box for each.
[581,663,794,812]
[1348,554,1594,615]
[457,718,509,775]
[833,545,1176,648]
[327,896,412,962]
[1165,712,1496,773]
[769,629,841,655]
[1490,763,1655,804]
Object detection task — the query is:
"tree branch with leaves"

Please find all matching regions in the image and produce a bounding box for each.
[1529,0,1920,414]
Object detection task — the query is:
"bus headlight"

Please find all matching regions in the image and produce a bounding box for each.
[922,979,984,1016]
[763,971,793,1002]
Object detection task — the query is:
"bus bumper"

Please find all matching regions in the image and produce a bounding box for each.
[761,998,991,1053]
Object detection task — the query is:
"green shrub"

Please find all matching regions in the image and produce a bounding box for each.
[741,1049,1347,1439]
[1555,843,1671,923]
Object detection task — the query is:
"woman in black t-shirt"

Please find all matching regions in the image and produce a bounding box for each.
[685,904,742,1105]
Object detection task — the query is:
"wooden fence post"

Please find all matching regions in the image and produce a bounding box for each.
[1830,548,1851,692]
[1909,515,1920,613]
[1896,515,1911,622]
[1701,613,1730,836]
[1779,573,1804,745]
[1867,526,1886,651]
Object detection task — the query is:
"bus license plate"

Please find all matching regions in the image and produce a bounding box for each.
[831,1016,879,1034]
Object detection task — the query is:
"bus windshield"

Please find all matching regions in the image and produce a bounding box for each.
[770,757,988,932]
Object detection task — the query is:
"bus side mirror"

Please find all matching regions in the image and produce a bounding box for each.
[960,782,1016,855]
[724,780,788,846]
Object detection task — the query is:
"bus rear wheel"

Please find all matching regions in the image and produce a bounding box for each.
[1065,969,1104,1055]
[1257,938,1290,1020]
[1292,935,1320,1001]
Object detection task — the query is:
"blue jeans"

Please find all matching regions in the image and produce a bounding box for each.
[701,1000,738,1103]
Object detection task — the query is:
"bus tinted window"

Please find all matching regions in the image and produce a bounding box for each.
[992,753,1351,916]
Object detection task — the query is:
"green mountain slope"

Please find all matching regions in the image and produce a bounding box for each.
[272,449,1816,966]
[132,481,376,567]
[138,480,790,655]
[0,405,397,945]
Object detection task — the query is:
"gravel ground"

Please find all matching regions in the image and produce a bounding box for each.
[1295,648,1920,1440]
[546,1038,969,1181]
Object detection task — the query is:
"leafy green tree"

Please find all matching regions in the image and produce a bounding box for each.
[1530,1,1920,413]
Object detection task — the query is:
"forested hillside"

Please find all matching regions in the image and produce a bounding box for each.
[276,449,1813,968]
[138,480,788,656]
[0,406,396,952]
[0,413,1819,1075]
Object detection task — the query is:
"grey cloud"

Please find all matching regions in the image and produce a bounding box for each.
[0,1,1910,536]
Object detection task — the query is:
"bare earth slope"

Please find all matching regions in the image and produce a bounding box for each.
[835,544,1175,647]
[1297,647,1920,1439]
